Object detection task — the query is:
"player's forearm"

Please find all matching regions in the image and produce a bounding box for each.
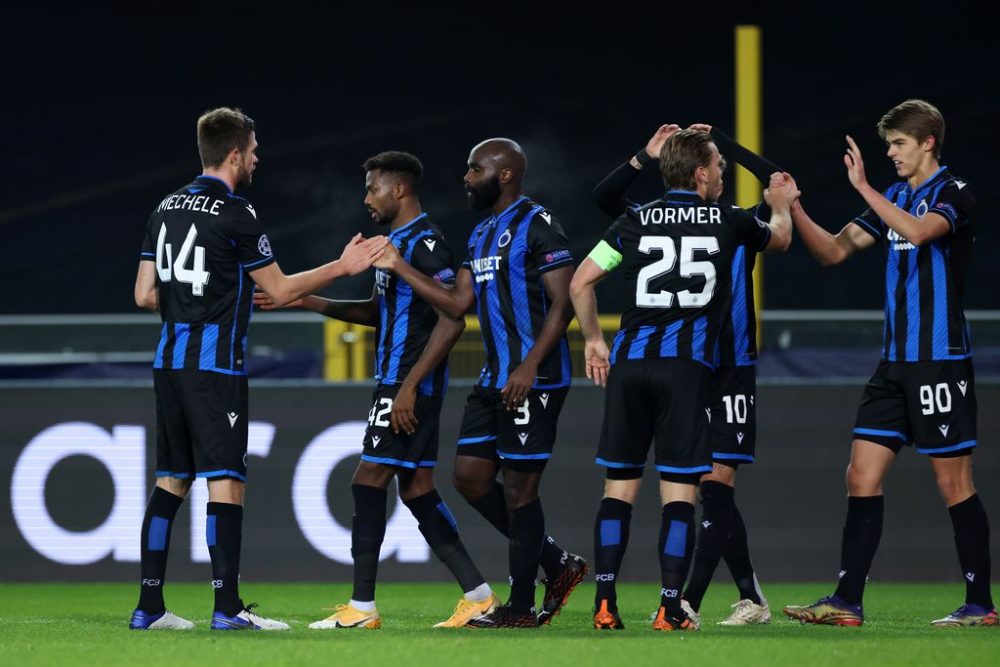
[301,295,378,326]
[399,313,465,391]
[392,261,469,319]
[270,261,348,306]
[593,160,642,218]
[791,201,848,266]
[569,285,603,343]
[522,295,574,368]
[764,204,793,253]
[710,128,784,183]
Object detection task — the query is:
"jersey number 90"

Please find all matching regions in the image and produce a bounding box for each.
[156,223,211,296]
[636,236,719,308]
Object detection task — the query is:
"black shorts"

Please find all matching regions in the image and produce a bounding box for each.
[596,358,714,476]
[853,359,977,456]
[709,365,757,465]
[455,385,568,471]
[154,369,249,481]
[361,384,443,469]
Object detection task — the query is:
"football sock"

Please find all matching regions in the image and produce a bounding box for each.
[207,501,244,616]
[469,480,568,578]
[465,582,493,603]
[722,504,764,604]
[508,499,545,613]
[834,495,884,606]
[659,502,695,617]
[684,481,735,612]
[351,484,388,604]
[404,489,487,594]
[948,493,994,608]
[137,487,184,614]
[593,497,632,610]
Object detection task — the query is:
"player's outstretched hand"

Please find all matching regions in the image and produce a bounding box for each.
[764,172,800,208]
[584,339,611,387]
[340,233,388,275]
[373,242,402,271]
[390,384,418,435]
[645,124,682,159]
[843,135,869,191]
[501,361,537,411]
[252,288,303,310]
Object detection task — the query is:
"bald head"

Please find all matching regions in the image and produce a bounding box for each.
[464,138,528,212]
[470,138,527,181]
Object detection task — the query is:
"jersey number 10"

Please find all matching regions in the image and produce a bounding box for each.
[156,223,211,296]
[636,236,719,308]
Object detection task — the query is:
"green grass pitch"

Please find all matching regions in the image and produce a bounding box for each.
[1,582,997,667]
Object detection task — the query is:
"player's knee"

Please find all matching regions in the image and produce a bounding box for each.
[935,473,973,505]
[845,463,881,496]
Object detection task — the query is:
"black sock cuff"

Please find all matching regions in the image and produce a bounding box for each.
[150,487,184,517]
[512,497,543,518]
[662,501,695,521]
[600,497,633,517]
[403,489,444,516]
[847,495,884,516]
[352,483,389,505]
[699,481,735,507]
[949,493,988,527]
[206,502,243,519]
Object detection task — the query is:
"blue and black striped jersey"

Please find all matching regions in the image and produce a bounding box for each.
[375,213,455,396]
[851,167,974,362]
[461,197,573,390]
[139,175,275,375]
[599,191,771,369]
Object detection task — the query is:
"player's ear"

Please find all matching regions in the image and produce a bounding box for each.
[922,135,936,155]
[498,167,513,185]
[227,147,241,169]
[393,180,407,200]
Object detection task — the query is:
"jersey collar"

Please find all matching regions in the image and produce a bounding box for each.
[487,195,529,225]
[388,212,428,240]
[195,174,234,195]
[664,189,705,204]
[906,165,948,195]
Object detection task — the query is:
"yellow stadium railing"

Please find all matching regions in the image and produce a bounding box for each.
[324,315,623,381]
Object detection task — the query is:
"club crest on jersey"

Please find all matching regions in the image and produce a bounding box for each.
[423,238,437,252]
[257,234,272,256]
[915,200,929,218]
[497,229,512,248]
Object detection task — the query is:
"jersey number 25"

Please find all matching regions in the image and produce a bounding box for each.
[636,236,719,308]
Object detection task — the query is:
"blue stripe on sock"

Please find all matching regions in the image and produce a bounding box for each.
[600,519,621,547]
[206,515,217,547]
[664,519,687,557]
[148,516,169,551]
[436,501,459,532]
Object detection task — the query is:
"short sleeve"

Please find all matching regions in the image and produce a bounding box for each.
[410,233,457,285]
[226,201,276,272]
[527,210,574,273]
[731,205,772,251]
[851,208,883,240]
[139,212,156,261]
[587,217,626,272]
[926,180,974,232]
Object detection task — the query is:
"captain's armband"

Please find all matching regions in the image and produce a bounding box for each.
[587,240,623,272]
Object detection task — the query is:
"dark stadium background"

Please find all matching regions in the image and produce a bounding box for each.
[2,2,997,314]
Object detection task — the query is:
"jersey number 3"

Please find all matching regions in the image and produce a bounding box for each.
[636,236,719,308]
[156,223,211,296]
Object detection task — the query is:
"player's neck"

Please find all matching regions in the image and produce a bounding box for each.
[201,167,237,193]
[389,202,423,231]
[907,158,941,189]
[490,191,523,218]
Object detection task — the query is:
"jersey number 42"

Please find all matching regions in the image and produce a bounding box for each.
[156,223,211,296]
